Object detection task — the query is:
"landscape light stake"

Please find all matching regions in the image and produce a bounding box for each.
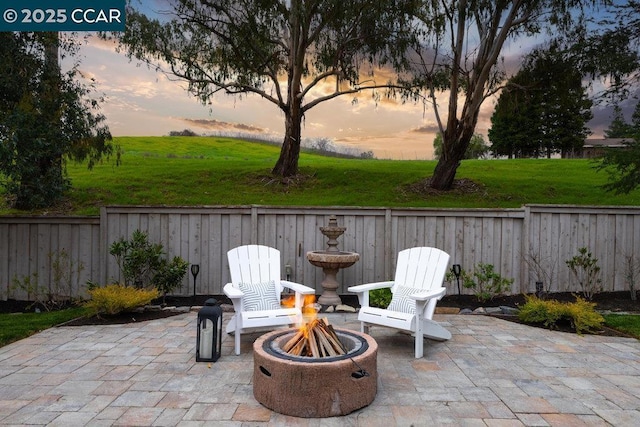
[452,264,462,295]
[191,264,200,297]
[535,281,544,298]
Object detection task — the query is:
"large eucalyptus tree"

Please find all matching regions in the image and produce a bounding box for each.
[406,0,603,190]
[118,0,420,177]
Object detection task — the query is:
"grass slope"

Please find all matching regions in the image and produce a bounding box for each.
[2,136,639,216]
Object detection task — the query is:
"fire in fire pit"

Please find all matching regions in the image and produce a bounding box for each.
[281,317,346,358]
[253,296,378,417]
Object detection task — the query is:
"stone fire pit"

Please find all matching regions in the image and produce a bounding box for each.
[253,328,378,418]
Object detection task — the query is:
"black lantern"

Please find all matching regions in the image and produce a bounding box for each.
[191,264,200,297]
[452,264,462,295]
[196,298,222,362]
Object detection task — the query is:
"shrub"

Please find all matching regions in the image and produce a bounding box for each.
[462,263,513,302]
[110,230,163,287]
[10,249,85,312]
[565,247,602,300]
[85,284,159,315]
[153,256,189,303]
[518,295,604,334]
[109,229,188,297]
[369,288,392,308]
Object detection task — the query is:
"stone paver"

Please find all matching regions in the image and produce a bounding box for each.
[0,312,639,426]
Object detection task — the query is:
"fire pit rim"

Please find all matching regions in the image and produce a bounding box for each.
[262,328,369,363]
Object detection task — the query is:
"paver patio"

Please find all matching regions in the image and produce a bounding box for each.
[0,311,639,426]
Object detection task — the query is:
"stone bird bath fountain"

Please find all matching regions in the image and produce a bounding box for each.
[306,216,360,306]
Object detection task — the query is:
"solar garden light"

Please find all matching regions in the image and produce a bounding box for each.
[452,264,462,295]
[196,298,222,362]
[191,264,200,297]
[535,281,544,298]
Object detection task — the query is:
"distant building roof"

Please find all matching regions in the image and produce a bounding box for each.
[583,138,632,148]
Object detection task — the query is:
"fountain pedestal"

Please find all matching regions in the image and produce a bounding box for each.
[306,216,359,306]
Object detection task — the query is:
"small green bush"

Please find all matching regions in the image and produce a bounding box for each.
[109,230,164,287]
[369,288,392,308]
[153,256,189,303]
[460,263,513,302]
[565,247,602,300]
[109,229,188,298]
[518,295,604,334]
[85,284,159,315]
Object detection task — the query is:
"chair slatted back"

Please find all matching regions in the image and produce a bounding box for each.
[227,245,283,294]
[393,247,450,292]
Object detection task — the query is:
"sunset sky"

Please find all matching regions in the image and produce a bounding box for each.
[75,5,626,160]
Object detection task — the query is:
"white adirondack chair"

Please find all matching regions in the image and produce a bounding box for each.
[223,245,315,355]
[347,247,451,358]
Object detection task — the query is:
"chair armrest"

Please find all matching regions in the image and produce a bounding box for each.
[348,281,394,309]
[280,280,315,295]
[223,283,243,299]
[409,287,446,301]
[347,281,394,293]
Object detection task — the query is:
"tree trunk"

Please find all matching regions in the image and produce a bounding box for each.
[271,0,304,178]
[272,108,302,177]
[431,122,475,190]
[431,153,461,190]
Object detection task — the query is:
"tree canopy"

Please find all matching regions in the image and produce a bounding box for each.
[570,1,640,195]
[489,45,592,158]
[573,0,640,99]
[433,133,488,160]
[597,100,640,194]
[597,138,640,194]
[604,105,634,138]
[116,0,420,177]
[603,102,640,139]
[0,32,112,210]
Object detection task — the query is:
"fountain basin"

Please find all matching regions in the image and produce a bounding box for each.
[306,251,360,269]
[307,250,360,306]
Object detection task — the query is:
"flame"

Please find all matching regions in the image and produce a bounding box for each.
[302,294,318,316]
[282,294,319,327]
[281,295,295,308]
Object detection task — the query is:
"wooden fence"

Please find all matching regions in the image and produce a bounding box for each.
[0,216,100,301]
[1,205,638,301]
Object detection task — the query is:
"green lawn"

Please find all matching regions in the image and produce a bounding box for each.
[604,314,640,339]
[2,136,638,216]
[0,307,89,347]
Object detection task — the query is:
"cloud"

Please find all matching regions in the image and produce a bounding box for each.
[181,118,266,133]
[411,124,440,134]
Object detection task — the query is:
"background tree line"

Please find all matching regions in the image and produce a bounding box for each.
[488,44,593,159]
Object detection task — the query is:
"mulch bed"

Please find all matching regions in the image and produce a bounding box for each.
[485,313,636,338]
[440,291,639,338]
[2,292,638,336]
